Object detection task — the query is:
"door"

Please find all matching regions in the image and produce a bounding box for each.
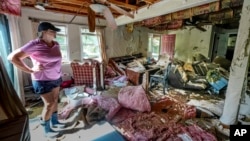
[213,33,228,59]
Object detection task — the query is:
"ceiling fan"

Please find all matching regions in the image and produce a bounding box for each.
[34,0,50,11]
[184,19,209,32]
[33,0,134,32]
[88,0,135,32]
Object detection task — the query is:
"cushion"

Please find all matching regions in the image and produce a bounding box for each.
[60,79,73,88]
[118,85,151,112]
[71,60,101,87]
[175,65,188,83]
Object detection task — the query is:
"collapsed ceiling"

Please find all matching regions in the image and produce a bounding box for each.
[20,0,243,30]
[21,0,159,17]
[133,0,243,31]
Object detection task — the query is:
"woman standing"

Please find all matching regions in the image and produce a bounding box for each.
[8,22,65,138]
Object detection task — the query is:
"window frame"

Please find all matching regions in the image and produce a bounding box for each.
[80,27,102,60]
[148,33,162,61]
[53,23,69,63]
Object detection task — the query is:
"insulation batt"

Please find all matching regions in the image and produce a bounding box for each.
[118,85,151,112]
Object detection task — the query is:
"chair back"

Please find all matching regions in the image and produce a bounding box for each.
[71,59,101,88]
[163,63,172,79]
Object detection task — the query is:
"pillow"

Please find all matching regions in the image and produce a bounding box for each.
[118,85,151,112]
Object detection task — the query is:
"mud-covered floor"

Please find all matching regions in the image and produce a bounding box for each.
[25,86,230,141]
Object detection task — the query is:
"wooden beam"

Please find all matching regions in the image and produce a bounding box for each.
[108,0,138,10]
[52,0,91,7]
[49,3,88,13]
[141,0,157,4]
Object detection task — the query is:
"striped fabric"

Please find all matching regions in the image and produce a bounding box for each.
[71,60,101,88]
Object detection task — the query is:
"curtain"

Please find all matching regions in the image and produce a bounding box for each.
[0,0,21,16]
[6,14,26,105]
[31,19,40,38]
[0,14,13,83]
[96,28,107,89]
[161,34,176,60]
[96,28,107,64]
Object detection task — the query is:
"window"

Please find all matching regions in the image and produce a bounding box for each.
[148,33,161,61]
[80,28,101,60]
[54,25,69,62]
[0,15,13,83]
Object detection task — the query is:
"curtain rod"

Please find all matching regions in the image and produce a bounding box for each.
[28,17,106,28]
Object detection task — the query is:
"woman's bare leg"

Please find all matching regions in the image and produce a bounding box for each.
[51,86,60,113]
[40,91,56,121]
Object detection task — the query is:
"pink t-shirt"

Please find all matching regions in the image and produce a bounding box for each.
[20,39,62,81]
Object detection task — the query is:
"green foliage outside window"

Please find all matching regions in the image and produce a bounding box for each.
[148,33,161,61]
[81,28,101,59]
[54,25,68,62]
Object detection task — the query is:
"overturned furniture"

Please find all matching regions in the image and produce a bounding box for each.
[149,63,172,95]
[0,57,30,141]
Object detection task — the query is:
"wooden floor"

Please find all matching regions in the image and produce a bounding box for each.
[29,112,124,141]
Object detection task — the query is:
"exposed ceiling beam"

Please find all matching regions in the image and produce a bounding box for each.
[115,0,219,26]
[109,0,138,10]
[52,0,90,6]
[49,3,88,13]
[141,0,158,4]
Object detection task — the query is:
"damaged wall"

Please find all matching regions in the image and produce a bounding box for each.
[18,7,214,87]
[105,26,149,58]
[19,8,214,63]
[106,25,213,62]
[170,25,213,62]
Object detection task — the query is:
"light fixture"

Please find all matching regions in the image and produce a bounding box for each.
[89,4,106,13]
[34,4,45,11]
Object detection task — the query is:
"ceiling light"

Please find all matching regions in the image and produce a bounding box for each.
[34,4,45,11]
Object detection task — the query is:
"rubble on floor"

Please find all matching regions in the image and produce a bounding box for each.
[26,85,230,141]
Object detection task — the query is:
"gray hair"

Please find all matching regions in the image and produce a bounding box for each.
[37,31,43,38]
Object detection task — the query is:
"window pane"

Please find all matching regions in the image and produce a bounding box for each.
[56,26,66,35]
[60,45,68,60]
[54,25,68,62]
[56,35,67,45]
[81,28,101,59]
[81,28,96,34]
[148,33,161,61]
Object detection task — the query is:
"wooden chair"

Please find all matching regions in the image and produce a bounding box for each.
[149,63,172,95]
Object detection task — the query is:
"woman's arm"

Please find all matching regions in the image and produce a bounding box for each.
[7,49,34,73]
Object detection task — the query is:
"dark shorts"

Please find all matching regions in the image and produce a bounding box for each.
[32,77,62,95]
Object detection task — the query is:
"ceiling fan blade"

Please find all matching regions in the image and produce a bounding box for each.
[103,6,117,30]
[93,0,134,18]
[89,4,106,13]
[109,3,134,19]
[88,7,96,32]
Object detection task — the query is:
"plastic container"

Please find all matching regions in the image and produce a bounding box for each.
[209,77,228,91]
